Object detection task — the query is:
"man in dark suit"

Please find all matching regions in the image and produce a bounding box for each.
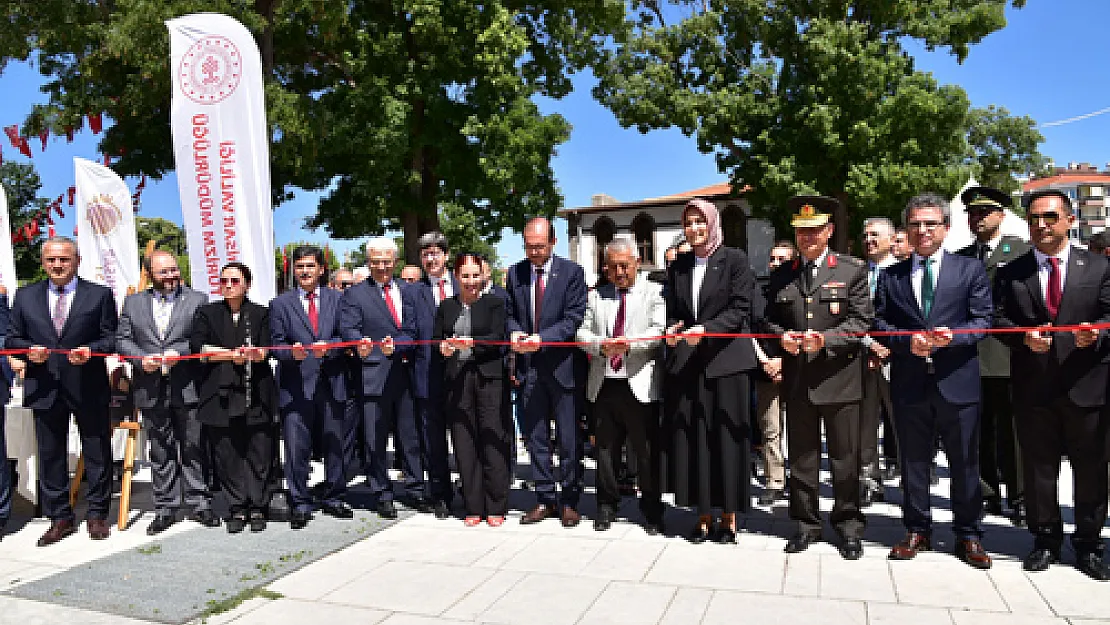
[994,189,1110,581]
[506,217,587,527]
[875,192,993,570]
[764,196,872,560]
[956,185,1030,525]
[339,237,424,519]
[8,237,117,545]
[117,250,214,534]
[412,232,460,518]
[859,217,898,506]
[0,286,11,537]
[271,245,353,529]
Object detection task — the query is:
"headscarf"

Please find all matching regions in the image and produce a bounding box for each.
[683,198,723,258]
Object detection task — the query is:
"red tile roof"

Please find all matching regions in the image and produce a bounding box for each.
[562,181,748,214]
[1023,171,1110,191]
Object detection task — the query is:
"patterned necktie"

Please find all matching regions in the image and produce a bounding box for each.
[921,257,935,318]
[868,264,878,296]
[382,282,401,327]
[155,294,171,340]
[437,279,447,304]
[1045,257,1062,319]
[53,286,67,336]
[533,268,545,332]
[610,289,627,371]
[306,291,319,335]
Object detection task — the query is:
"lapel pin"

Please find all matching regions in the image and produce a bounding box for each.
[1001,243,1011,254]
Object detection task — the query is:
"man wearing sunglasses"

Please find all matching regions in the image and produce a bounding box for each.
[993,189,1110,581]
[956,186,1030,527]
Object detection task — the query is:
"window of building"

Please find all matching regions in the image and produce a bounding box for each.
[592,217,615,281]
[631,213,656,266]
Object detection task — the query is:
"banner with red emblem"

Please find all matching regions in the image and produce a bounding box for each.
[0,185,17,294]
[167,13,275,302]
[74,157,141,308]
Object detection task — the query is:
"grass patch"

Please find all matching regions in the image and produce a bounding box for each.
[199,587,283,620]
[137,543,162,556]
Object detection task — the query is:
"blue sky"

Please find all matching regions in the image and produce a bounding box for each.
[1,0,1107,269]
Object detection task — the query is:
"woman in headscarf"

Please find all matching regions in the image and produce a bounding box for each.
[191,262,277,533]
[661,198,758,543]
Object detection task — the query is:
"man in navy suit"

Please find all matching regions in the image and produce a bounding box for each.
[874,193,993,569]
[506,217,587,527]
[339,237,424,519]
[411,232,460,518]
[8,237,117,545]
[271,246,353,529]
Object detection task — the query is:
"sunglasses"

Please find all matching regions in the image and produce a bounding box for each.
[219,277,243,286]
[1027,211,1061,226]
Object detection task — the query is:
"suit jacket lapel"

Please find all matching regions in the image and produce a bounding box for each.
[899,264,926,324]
[59,281,88,339]
[1022,255,1048,320]
[1057,250,1089,322]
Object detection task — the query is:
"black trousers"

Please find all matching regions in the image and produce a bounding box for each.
[447,366,510,517]
[35,399,112,521]
[145,403,212,516]
[282,388,346,511]
[979,377,1023,504]
[208,419,274,516]
[1016,398,1108,550]
[860,366,894,486]
[787,396,864,539]
[593,379,661,520]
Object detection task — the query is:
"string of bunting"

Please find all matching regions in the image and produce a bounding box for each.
[2,112,148,243]
[6,322,1107,363]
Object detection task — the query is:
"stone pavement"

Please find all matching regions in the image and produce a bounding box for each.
[0,456,1107,625]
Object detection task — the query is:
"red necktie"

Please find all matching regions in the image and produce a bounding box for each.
[533,268,545,332]
[383,282,401,327]
[610,289,627,371]
[306,292,319,335]
[437,279,447,303]
[1046,257,1062,319]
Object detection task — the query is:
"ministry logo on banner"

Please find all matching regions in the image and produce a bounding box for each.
[74,157,140,310]
[177,35,243,105]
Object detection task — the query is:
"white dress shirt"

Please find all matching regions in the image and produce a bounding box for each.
[297,286,321,315]
[691,256,708,319]
[529,257,554,329]
[48,277,78,322]
[1033,245,1071,302]
[910,249,945,310]
[375,279,403,324]
[429,274,454,306]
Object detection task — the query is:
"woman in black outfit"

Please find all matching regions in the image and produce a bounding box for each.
[191,262,277,533]
[662,198,757,544]
[433,253,511,527]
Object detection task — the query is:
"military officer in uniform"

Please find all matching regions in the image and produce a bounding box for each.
[956,185,1030,526]
[764,196,873,560]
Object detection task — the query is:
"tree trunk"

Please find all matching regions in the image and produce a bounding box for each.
[833,190,851,253]
[255,0,275,75]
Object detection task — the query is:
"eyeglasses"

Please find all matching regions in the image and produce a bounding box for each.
[401,276,419,283]
[152,268,180,276]
[1027,211,1061,226]
[219,277,242,286]
[906,221,945,231]
[337,281,353,289]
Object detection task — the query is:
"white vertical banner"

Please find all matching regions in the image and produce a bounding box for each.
[167,12,275,302]
[74,157,141,309]
[0,185,18,295]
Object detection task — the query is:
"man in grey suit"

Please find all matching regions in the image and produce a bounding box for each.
[117,250,216,534]
[576,238,666,534]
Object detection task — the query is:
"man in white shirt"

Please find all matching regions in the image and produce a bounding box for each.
[859,217,898,506]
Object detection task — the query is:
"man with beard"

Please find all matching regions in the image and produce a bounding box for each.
[118,250,215,534]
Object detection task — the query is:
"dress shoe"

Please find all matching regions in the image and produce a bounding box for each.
[520,504,557,525]
[249,511,267,532]
[1009,501,1026,527]
[1022,547,1059,572]
[146,515,176,536]
[594,507,615,532]
[955,538,992,570]
[377,500,399,520]
[643,519,665,536]
[226,515,247,534]
[405,497,435,513]
[687,524,711,544]
[290,509,311,530]
[433,500,450,520]
[37,519,77,547]
[888,532,931,560]
[1075,551,1110,581]
[320,501,354,519]
[839,537,864,560]
[784,531,820,553]
[982,497,1004,517]
[715,526,738,545]
[880,465,900,482]
[560,506,581,528]
[757,489,783,506]
[188,509,221,528]
[87,517,111,540]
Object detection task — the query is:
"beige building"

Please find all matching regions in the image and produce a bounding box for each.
[560,182,776,286]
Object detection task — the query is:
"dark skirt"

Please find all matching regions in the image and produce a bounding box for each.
[660,369,751,514]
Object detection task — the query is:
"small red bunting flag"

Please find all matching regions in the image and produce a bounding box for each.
[64,125,74,142]
[67,186,76,205]
[88,112,103,134]
[38,129,48,151]
[16,137,31,158]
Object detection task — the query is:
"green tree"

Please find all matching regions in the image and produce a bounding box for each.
[1,1,625,263]
[593,0,1039,248]
[1,161,49,284]
[135,216,190,283]
[966,105,1047,194]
